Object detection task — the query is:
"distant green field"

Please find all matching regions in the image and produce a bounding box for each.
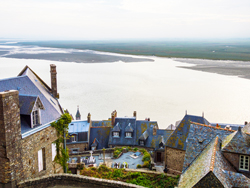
[20,39,250,61]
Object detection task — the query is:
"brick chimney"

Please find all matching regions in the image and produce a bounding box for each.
[50,64,58,98]
[133,111,137,119]
[87,113,91,123]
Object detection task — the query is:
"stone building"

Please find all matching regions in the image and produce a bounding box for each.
[0,65,63,187]
[177,122,250,187]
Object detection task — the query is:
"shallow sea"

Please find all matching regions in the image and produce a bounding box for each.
[1,52,250,128]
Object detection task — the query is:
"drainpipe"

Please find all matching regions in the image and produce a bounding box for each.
[64,128,67,173]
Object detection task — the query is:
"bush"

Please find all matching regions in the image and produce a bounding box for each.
[137,164,142,168]
[142,153,150,162]
[133,147,138,152]
[98,165,110,172]
[139,149,147,154]
[127,146,132,151]
[142,161,150,168]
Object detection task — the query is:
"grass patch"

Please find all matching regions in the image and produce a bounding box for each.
[80,165,179,188]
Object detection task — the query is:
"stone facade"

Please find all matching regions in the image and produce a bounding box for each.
[0,90,61,187]
[67,143,89,154]
[165,147,185,174]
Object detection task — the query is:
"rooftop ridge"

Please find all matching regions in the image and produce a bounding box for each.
[191,122,236,132]
[210,136,219,171]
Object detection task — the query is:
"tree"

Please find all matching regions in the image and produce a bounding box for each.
[51,113,72,173]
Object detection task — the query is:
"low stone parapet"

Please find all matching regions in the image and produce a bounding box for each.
[17,174,145,188]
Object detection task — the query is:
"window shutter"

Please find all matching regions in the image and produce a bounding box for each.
[38,149,43,172]
[52,143,56,161]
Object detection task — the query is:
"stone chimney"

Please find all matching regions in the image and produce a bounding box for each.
[133,111,137,119]
[87,113,91,123]
[111,110,117,126]
[50,64,58,98]
[0,90,22,184]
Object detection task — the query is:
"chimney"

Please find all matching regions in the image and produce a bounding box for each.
[111,110,117,126]
[87,113,91,123]
[133,111,137,119]
[50,64,58,98]
[245,121,248,125]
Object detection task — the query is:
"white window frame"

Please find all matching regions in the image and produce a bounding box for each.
[38,148,45,172]
[72,135,77,142]
[126,132,132,138]
[239,155,249,171]
[140,140,144,146]
[113,132,119,137]
[91,146,96,150]
[32,109,40,127]
[52,143,56,161]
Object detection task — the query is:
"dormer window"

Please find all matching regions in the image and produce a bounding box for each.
[126,132,132,138]
[159,143,164,149]
[32,110,40,126]
[113,132,119,137]
[140,140,144,146]
[239,155,249,171]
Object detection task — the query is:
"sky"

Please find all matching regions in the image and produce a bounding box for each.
[1,0,250,40]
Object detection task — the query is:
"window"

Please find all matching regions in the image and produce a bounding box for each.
[32,110,40,126]
[72,148,79,153]
[51,143,56,161]
[113,132,119,137]
[91,146,96,150]
[72,135,77,142]
[38,148,46,172]
[126,132,132,138]
[140,140,144,146]
[239,155,249,171]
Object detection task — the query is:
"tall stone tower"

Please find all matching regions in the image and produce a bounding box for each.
[0,90,23,187]
[50,64,58,99]
[76,106,81,120]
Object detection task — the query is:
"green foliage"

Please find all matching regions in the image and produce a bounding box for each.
[51,113,72,172]
[137,164,142,168]
[139,149,147,154]
[133,147,138,152]
[80,165,179,188]
[142,153,150,162]
[127,146,132,151]
[113,147,123,158]
[142,161,150,168]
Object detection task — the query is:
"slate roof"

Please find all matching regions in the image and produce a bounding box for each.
[139,130,149,140]
[222,127,250,155]
[125,123,134,132]
[109,117,137,146]
[0,66,63,137]
[91,138,99,147]
[178,136,237,188]
[182,123,233,172]
[91,120,111,127]
[113,122,121,132]
[210,123,244,131]
[68,120,90,133]
[108,117,172,149]
[166,114,210,151]
[19,95,38,115]
[89,127,111,150]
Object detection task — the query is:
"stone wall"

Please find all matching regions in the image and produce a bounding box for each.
[165,147,185,174]
[67,143,89,154]
[17,174,145,188]
[0,90,22,185]
[20,126,61,181]
[0,90,61,187]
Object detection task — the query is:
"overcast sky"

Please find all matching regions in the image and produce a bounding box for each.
[1,0,250,40]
